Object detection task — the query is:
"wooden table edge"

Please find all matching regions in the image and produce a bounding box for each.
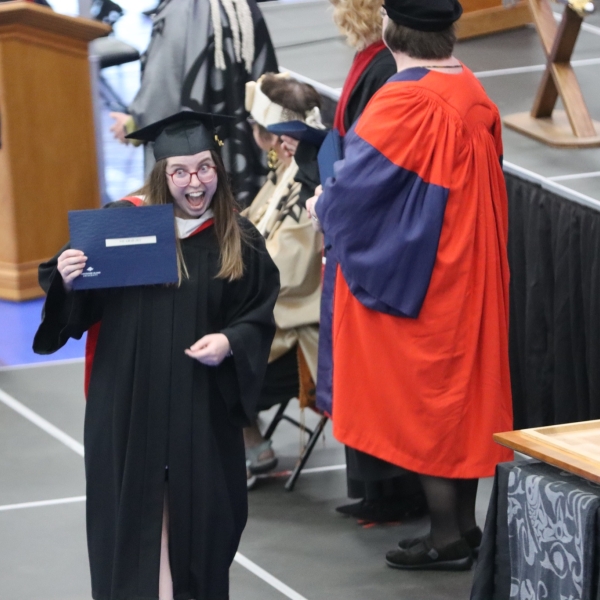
[494,430,600,485]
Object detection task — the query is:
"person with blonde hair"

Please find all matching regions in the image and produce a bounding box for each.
[330,0,396,136]
[327,0,426,523]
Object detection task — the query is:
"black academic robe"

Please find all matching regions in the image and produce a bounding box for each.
[290,50,395,204]
[342,47,396,133]
[294,141,320,208]
[33,220,280,600]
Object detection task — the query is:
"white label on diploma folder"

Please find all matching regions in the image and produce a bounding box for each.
[105,236,157,247]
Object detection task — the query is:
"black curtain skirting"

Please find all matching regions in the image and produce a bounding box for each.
[507,172,600,429]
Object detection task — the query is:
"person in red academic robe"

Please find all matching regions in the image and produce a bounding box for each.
[307,0,513,571]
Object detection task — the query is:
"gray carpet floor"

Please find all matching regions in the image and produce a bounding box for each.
[0,362,493,599]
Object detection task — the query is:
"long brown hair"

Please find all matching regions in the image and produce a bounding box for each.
[136,151,245,283]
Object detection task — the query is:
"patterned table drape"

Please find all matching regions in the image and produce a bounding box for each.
[472,460,600,600]
[507,461,600,600]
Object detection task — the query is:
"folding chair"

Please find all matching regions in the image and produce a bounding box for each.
[263,399,329,492]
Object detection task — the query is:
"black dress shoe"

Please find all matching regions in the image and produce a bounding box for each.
[398,526,483,556]
[336,499,366,516]
[462,526,483,556]
[336,495,427,523]
[386,537,473,571]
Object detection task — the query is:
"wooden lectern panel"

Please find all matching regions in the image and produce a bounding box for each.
[495,420,600,485]
[457,0,531,39]
[0,2,110,41]
[462,0,512,10]
[0,4,110,300]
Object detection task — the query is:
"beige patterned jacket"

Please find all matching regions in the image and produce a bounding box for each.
[243,160,323,382]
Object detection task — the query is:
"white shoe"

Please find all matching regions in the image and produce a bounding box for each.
[246,460,257,490]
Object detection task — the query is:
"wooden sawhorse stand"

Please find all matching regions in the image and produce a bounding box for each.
[504,0,600,147]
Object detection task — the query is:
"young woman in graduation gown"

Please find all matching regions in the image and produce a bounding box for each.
[241,73,324,475]
[308,0,513,571]
[33,112,280,600]
[327,0,426,523]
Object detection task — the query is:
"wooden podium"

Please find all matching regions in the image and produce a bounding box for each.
[0,2,110,301]
[457,0,532,39]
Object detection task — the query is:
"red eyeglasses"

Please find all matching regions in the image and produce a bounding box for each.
[166,165,217,187]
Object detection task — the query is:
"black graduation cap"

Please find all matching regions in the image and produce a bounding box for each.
[267,121,328,147]
[383,0,463,32]
[125,111,236,161]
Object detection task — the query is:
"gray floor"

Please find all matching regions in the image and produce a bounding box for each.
[0,363,493,599]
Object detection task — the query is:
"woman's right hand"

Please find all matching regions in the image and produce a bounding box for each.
[57,249,87,292]
[306,186,324,232]
[280,135,299,158]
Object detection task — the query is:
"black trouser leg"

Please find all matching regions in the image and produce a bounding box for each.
[456,478,478,535]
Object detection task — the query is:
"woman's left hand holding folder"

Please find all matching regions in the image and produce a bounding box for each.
[57,249,88,292]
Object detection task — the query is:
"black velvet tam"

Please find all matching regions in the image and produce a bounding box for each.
[267,121,328,147]
[383,0,463,31]
[126,111,235,160]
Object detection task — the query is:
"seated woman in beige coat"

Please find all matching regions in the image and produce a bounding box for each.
[243,73,324,480]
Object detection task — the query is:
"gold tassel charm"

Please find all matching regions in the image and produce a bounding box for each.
[214,134,224,148]
[267,148,278,170]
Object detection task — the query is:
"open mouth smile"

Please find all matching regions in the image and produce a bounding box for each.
[186,191,206,208]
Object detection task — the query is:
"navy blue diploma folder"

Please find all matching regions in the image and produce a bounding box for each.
[317,129,344,186]
[68,205,178,290]
[267,121,328,147]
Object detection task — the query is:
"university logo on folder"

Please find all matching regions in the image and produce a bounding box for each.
[68,205,178,290]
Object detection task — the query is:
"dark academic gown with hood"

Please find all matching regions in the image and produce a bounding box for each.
[33,216,280,600]
[329,41,424,504]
